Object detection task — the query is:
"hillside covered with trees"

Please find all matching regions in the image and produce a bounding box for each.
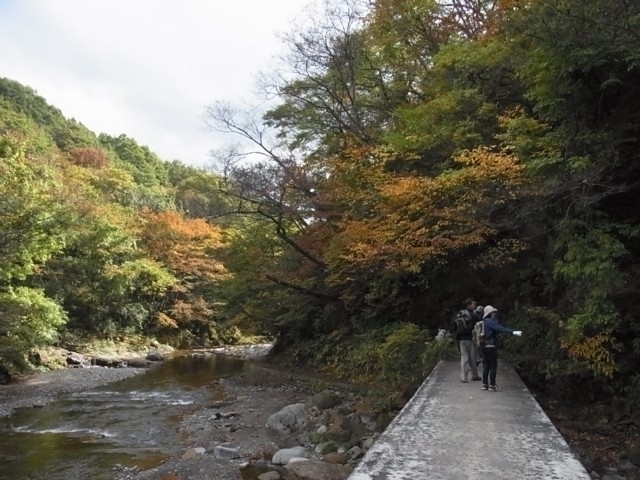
[0,75,241,373]
[203,0,640,412]
[1,0,639,435]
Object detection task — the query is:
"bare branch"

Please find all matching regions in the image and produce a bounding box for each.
[265,274,337,300]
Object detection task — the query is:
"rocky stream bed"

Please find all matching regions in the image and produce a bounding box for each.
[0,345,390,480]
[1,344,639,480]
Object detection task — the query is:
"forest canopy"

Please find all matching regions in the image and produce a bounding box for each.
[205,0,640,405]
[1,0,640,413]
[0,77,234,373]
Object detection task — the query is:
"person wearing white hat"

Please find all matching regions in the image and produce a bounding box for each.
[480,305,522,391]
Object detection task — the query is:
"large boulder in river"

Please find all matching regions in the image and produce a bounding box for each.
[146,349,165,361]
[272,446,310,465]
[92,356,125,368]
[66,352,86,366]
[267,403,308,435]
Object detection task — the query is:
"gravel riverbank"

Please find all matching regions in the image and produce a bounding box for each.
[0,366,148,418]
[3,348,636,480]
[0,347,375,480]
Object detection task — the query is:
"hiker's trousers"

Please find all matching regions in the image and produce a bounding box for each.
[482,346,498,386]
[459,339,478,381]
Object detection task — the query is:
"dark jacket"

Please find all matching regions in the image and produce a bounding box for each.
[482,318,514,347]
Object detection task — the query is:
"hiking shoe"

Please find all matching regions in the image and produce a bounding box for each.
[471,376,481,381]
[481,384,488,391]
[488,385,497,392]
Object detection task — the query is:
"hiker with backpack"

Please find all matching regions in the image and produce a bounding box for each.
[478,305,522,391]
[450,298,482,383]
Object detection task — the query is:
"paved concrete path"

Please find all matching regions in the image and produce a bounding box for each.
[348,359,590,480]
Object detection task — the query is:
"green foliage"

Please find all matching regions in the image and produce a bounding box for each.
[278,323,455,396]
[204,0,640,408]
[44,213,177,336]
[0,77,66,127]
[0,287,67,373]
[377,323,432,385]
[502,306,571,383]
[0,77,99,152]
[0,139,69,284]
[554,222,627,303]
[0,101,56,156]
[103,258,176,297]
[386,88,496,167]
[3,0,640,416]
[423,331,459,364]
[552,221,628,369]
[99,134,169,187]
[621,374,640,411]
[172,170,231,219]
[0,76,240,372]
[52,119,99,151]
[215,219,292,329]
[74,162,173,210]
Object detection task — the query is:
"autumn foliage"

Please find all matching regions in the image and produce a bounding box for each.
[205,0,640,404]
[140,209,225,280]
[68,147,110,168]
[2,0,640,409]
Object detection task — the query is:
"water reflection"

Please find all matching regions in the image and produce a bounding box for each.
[1,430,167,480]
[0,353,247,480]
[148,352,245,388]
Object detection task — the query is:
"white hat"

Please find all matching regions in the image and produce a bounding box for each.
[483,305,498,319]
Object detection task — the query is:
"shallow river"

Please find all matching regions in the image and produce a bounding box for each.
[0,352,249,480]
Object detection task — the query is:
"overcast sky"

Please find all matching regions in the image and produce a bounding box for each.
[0,0,309,167]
